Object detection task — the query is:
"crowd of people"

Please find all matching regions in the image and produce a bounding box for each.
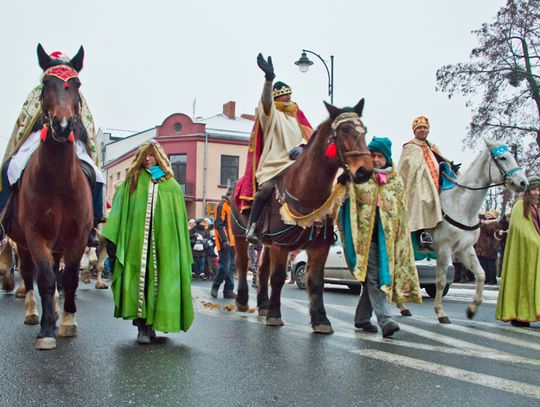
[3,47,539,346]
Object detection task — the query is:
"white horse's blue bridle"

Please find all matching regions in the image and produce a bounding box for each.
[442,144,522,191]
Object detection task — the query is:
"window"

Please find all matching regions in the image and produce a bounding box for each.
[220,155,239,187]
[170,154,187,185]
[116,172,120,181]
[174,122,182,132]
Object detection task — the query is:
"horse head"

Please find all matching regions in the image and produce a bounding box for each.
[323,99,373,183]
[37,43,84,143]
[484,139,528,192]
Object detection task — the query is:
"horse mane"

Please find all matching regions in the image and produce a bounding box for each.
[304,116,332,151]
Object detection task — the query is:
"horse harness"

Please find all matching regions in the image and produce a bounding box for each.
[441,144,521,231]
[39,64,83,143]
[281,111,370,217]
[328,112,371,173]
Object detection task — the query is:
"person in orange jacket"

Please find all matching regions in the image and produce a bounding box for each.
[211,188,236,299]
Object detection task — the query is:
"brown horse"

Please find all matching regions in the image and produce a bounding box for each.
[7,44,93,349]
[231,100,372,333]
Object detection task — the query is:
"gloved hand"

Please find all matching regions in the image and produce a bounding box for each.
[289,146,304,160]
[337,172,350,185]
[222,240,231,249]
[257,53,275,81]
[450,161,462,173]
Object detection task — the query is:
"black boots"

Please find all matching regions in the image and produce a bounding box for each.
[87,227,100,248]
[135,318,156,344]
[246,222,260,244]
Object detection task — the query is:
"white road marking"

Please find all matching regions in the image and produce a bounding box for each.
[411,314,540,351]
[443,316,540,338]
[353,349,540,400]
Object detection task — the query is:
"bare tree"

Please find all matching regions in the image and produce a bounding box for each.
[436,0,540,173]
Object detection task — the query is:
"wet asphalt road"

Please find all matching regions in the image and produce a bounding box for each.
[0,278,539,407]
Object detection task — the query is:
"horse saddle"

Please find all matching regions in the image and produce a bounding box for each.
[80,160,96,188]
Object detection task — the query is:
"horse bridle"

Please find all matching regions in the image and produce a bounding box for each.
[330,112,371,171]
[39,68,82,143]
[442,145,521,191]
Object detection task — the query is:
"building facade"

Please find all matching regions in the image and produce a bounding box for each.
[101,101,253,218]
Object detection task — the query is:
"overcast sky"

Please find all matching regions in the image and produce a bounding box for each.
[0,0,508,167]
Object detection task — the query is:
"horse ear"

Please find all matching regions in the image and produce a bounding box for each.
[324,101,342,120]
[484,137,497,149]
[70,46,84,72]
[37,43,51,71]
[353,99,365,117]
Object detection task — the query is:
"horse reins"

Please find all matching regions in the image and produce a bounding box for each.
[329,112,371,172]
[441,145,521,191]
[441,144,522,231]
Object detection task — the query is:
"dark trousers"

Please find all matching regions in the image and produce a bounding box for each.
[212,247,235,293]
[0,160,11,216]
[478,256,497,284]
[0,159,104,224]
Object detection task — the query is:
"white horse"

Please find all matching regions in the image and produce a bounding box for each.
[429,139,528,323]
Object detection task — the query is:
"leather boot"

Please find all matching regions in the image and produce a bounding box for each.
[245,222,260,244]
[87,227,100,248]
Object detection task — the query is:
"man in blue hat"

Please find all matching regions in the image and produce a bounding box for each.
[340,136,422,337]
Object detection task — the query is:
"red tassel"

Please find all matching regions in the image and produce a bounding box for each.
[40,125,48,142]
[68,131,75,142]
[325,142,337,158]
[64,81,69,89]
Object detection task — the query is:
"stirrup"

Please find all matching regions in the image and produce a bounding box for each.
[419,231,433,245]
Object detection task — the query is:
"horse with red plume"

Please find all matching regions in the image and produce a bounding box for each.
[7,44,93,350]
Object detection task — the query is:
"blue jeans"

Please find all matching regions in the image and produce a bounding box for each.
[195,256,206,276]
[354,238,395,328]
[212,247,235,293]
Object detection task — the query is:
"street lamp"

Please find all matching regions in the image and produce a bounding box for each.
[295,49,334,104]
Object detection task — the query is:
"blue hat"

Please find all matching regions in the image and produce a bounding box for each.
[368,137,392,166]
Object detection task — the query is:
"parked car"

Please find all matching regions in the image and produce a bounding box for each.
[291,234,453,297]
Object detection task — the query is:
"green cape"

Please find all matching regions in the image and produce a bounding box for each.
[496,199,540,322]
[102,170,194,332]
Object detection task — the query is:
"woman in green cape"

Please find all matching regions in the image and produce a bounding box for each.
[103,140,194,344]
[496,175,540,327]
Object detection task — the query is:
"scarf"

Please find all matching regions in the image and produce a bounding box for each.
[147,165,166,181]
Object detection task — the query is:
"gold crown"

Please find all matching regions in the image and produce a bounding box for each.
[412,115,430,131]
[273,85,292,98]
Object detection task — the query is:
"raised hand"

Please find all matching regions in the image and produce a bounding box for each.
[257,53,275,81]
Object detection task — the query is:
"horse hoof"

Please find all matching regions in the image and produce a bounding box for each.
[466,308,476,320]
[400,309,412,317]
[258,309,268,317]
[438,316,451,324]
[15,289,26,299]
[24,314,39,325]
[95,281,108,289]
[35,337,56,350]
[58,324,78,337]
[266,317,284,326]
[236,302,249,312]
[313,324,334,334]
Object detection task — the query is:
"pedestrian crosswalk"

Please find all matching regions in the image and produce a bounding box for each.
[194,285,540,400]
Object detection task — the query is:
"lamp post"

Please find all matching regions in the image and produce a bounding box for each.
[295,49,334,104]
